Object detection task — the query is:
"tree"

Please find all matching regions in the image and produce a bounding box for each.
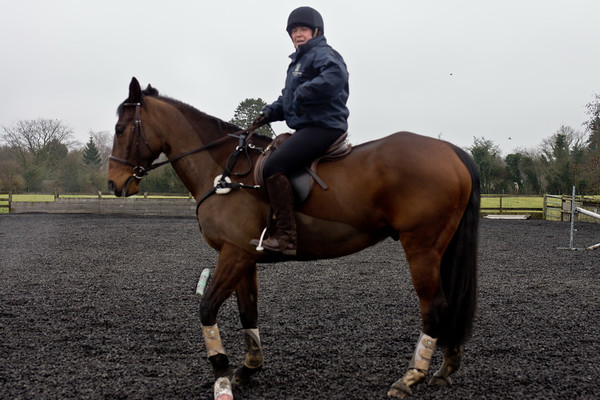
[540,125,586,162]
[541,125,587,194]
[504,153,524,194]
[42,139,69,176]
[468,137,505,193]
[82,136,102,168]
[581,94,600,192]
[90,130,112,172]
[230,98,275,137]
[1,118,75,168]
[583,93,600,149]
[519,154,542,195]
[0,146,26,192]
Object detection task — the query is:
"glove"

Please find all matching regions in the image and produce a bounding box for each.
[251,111,268,129]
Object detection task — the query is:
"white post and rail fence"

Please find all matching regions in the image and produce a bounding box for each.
[554,186,600,251]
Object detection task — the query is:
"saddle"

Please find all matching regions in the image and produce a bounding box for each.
[254,132,352,204]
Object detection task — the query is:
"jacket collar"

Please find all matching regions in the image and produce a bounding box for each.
[289,35,327,61]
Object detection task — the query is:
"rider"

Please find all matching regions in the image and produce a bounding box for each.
[251,6,350,255]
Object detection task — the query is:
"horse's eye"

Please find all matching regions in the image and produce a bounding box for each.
[115,124,125,135]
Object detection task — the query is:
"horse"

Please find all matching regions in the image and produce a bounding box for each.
[108,77,480,399]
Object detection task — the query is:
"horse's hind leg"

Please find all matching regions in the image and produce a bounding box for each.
[388,332,438,398]
[388,247,446,398]
[429,345,462,386]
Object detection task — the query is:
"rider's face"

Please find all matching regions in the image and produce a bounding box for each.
[291,26,314,49]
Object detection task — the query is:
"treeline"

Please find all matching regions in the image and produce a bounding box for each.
[470,94,599,194]
[1,96,599,195]
[470,125,599,195]
[0,120,185,195]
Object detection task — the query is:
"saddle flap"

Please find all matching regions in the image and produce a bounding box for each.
[254,132,352,204]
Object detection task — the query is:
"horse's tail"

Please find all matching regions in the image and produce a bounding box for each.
[438,146,480,348]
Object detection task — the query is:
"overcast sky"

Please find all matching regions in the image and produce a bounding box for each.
[1,0,599,155]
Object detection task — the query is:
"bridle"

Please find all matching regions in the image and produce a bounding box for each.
[108,101,263,207]
[109,101,263,177]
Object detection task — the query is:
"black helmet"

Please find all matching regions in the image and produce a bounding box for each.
[286,6,324,36]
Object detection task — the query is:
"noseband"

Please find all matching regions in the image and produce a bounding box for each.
[108,102,157,180]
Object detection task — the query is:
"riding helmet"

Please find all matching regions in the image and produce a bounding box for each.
[286,6,324,36]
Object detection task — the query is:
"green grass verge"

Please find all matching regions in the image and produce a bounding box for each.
[480,196,544,210]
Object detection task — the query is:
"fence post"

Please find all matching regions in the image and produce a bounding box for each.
[543,194,547,219]
[568,186,575,249]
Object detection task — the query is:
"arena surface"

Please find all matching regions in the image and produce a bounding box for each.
[1,214,598,399]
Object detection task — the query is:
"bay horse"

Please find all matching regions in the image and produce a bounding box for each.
[108,77,480,399]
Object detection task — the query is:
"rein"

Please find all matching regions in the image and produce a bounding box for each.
[109,101,263,209]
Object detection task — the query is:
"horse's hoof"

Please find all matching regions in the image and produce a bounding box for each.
[232,365,262,386]
[387,382,412,398]
[428,374,452,386]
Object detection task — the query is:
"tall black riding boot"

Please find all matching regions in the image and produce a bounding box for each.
[259,173,297,255]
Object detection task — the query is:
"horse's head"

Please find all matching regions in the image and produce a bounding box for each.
[108,77,164,197]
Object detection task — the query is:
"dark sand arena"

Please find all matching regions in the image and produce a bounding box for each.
[1,213,598,399]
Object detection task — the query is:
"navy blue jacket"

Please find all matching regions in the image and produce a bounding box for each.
[263,35,349,131]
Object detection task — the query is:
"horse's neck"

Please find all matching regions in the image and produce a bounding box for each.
[156,102,236,198]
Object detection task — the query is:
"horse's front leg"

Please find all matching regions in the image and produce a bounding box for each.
[231,263,264,386]
[199,244,258,398]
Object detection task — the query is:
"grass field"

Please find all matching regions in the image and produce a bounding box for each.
[480,196,544,210]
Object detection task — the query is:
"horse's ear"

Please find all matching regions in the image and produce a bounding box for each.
[143,84,159,97]
[128,77,142,103]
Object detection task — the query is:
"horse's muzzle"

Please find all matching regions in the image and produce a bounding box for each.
[107,180,121,197]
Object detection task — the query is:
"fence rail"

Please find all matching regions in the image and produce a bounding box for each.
[543,193,600,223]
[0,192,11,213]
[2,192,600,223]
[1,192,196,217]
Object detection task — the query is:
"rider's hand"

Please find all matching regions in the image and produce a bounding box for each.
[252,112,268,128]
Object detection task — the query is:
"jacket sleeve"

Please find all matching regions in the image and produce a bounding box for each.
[262,93,285,122]
[294,50,348,105]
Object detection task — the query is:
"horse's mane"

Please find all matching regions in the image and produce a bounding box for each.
[116,85,272,143]
[145,86,243,134]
